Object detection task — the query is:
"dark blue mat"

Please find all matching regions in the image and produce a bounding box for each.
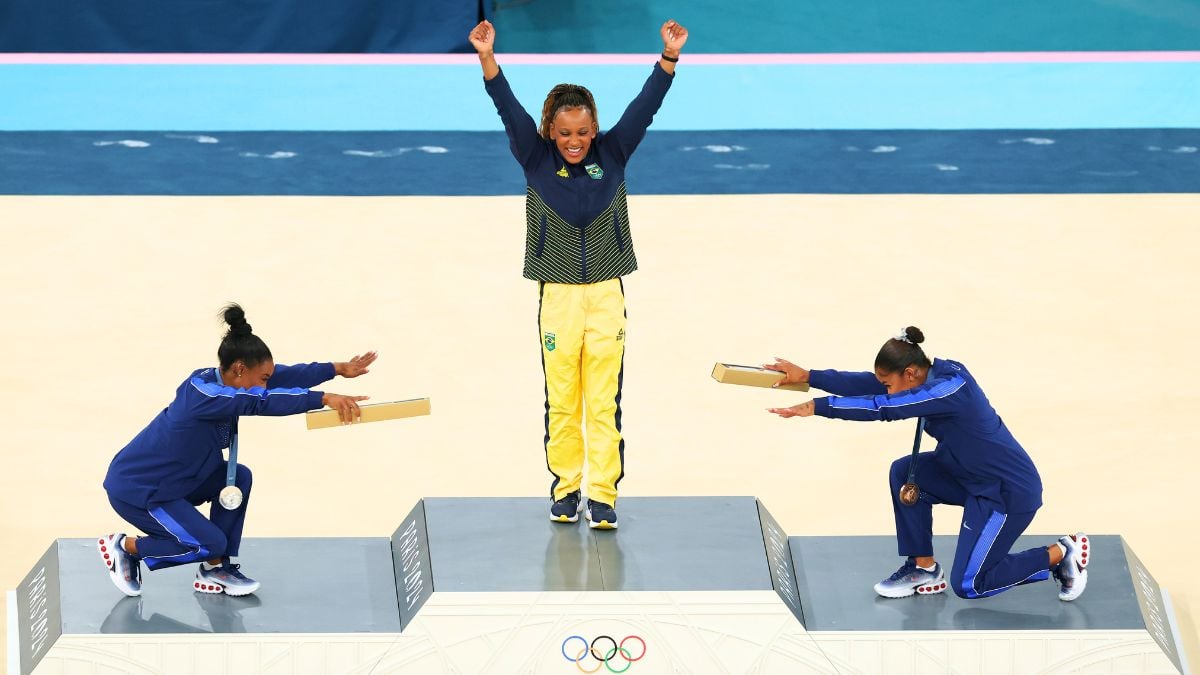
[1,129,1196,195]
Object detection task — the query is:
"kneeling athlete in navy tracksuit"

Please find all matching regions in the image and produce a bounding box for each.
[99,304,373,597]
[765,327,1090,601]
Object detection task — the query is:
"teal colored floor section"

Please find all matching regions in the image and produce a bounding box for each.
[2,62,1199,130]
[493,0,1200,53]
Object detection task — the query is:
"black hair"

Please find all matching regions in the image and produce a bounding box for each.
[217,303,272,371]
[874,326,931,373]
[538,83,598,140]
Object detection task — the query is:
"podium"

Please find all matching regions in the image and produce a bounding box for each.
[10,497,1188,674]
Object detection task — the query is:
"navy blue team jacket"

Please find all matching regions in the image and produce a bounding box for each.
[484,63,673,284]
[104,362,334,506]
[810,358,1043,512]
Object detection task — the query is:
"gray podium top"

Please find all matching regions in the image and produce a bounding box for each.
[420,496,775,593]
[791,535,1145,632]
[59,537,401,635]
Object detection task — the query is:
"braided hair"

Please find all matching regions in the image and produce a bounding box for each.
[538,84,599,140]
[217,303,272,370]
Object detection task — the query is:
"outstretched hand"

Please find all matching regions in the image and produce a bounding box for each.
[469,20,495,55]
[335,351,377,379]
[322,393,369,425]
[661,20,688,55]
[763,357,809,388]
[767,401,816,418]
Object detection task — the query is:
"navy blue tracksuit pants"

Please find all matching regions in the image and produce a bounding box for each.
[891,452,1051,598]
[107,462,252,571]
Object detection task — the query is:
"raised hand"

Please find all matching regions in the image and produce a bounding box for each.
[763,357,809,388]
[661,20,688,56]
[335,351,378,379]
[469,20,495,56]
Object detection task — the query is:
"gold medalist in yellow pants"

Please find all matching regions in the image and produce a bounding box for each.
[539,278,626,506]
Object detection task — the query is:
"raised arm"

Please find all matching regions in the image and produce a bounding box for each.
[605,20,688,164]
[470,20,541,168]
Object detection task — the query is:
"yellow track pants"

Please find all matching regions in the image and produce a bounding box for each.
[539,278,626,506]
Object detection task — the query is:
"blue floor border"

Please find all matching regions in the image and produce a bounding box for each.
[1,129,1197,195]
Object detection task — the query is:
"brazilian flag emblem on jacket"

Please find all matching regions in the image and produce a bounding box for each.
[544,332,556,352]
[585,163,604,180]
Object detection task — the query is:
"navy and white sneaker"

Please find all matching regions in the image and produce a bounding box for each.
[874,558,946,598]
[550,490,583,523]
[1053,533,1090,601]
[585,500,618,530]
[194,560,260,596]
[98,533,141,596]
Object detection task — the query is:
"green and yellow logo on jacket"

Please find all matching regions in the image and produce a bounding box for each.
[544,332,557,351]
[585,163,604,180]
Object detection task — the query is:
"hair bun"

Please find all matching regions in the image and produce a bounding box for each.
[221,303,253,337]
[904,326,925,345]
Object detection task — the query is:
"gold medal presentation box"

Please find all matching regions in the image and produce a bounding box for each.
[10,497,1187,674]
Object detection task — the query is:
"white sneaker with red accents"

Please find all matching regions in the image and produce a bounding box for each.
[97,533,141,597]
[193,560,260,596]
[1054,532,1090,601]
[874,558,947,598]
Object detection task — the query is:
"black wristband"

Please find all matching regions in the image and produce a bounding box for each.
[660,52,679,63]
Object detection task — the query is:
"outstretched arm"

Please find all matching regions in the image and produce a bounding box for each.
[763,358,886,396]
[768,375,966,422]
[814,374,967,422]
[808,369,888,396]
[187,376,369,424]
[267,362,335,389]
[186,377,325,419]
[471,19,541,168]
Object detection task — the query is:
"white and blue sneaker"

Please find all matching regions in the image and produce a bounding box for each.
[1053,533,1090,601]
[874,558,947,598]
[194,560,260,596]
[550,490,583,523]
[98,533,141,597]
[585,500,618,530]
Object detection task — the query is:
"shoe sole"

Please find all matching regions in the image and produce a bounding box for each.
[98,536,140,597]
[875,579,947,598]
[193,578,260,597]
[1058,533,1089,601]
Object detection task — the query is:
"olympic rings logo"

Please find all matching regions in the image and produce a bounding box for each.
[561,635,646,673]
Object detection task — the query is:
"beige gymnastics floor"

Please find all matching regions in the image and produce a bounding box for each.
[1,194,1197,671]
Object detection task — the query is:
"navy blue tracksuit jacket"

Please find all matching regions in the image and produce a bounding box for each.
[810,358,1054,598]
